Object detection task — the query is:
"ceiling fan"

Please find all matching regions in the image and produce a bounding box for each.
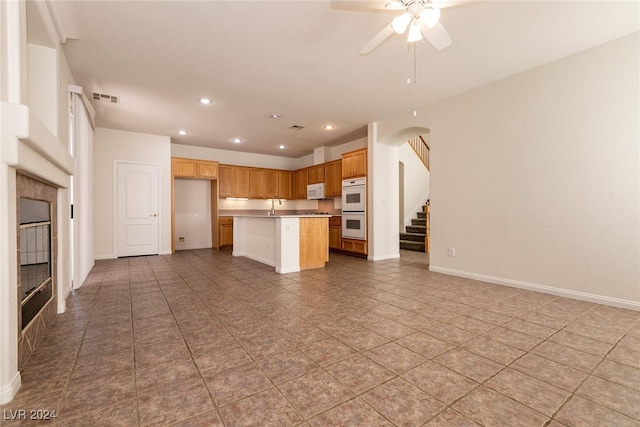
[331,0,459,54]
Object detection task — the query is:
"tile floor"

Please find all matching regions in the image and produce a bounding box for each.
[2,249,639,426]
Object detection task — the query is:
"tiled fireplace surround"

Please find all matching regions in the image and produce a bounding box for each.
[16,173,58,369]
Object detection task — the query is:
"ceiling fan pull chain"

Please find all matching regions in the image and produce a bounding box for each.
[413,43,418,117]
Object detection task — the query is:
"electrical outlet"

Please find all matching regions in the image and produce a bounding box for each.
[448,247,455,257]
[177,237,185,243]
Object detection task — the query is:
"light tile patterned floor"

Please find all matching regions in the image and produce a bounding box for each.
[2,249,639,426]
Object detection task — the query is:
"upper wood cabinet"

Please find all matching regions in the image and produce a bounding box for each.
[249,168,279,199]
[249,168,265,199]
[324,160,342,197]
[172,157,219,179]
[264,169,279,199]
[235,167,250,198]
[293,169,308,200]
[342,148,367,179]
[278,171,293,200]
[219,165,250,198]
[197,161,218,178]
[308,164,325,185]
[218,165,234,198]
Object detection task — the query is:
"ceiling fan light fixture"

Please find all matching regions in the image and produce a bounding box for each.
[407,20,423,42]
[384,1,405,10]
[420,7,441,28]
[392,13,412,34]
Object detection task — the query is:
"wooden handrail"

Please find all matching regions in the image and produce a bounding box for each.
[408,135,429,171]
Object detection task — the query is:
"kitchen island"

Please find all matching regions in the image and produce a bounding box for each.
[232,214,330,273]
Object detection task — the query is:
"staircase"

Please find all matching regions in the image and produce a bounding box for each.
[400,204,429,252]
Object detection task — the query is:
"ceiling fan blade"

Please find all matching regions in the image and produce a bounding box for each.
[360,23,395,54]
[329,1,390,12]
[420,21,452,51]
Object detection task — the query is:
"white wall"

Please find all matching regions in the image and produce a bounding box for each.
[172,143,299,170]
[329,137,367,162]
[174,179,211,250]
[400,140,430,228]
[368,124,400,261]
[27,43,57,135]
[1,0,76,404]
[378,34,640,308]
[94,128,171,258]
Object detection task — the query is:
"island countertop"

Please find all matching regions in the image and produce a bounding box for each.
[230,214,332,218]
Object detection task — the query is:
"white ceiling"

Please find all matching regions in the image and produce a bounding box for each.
[45,1,639,158]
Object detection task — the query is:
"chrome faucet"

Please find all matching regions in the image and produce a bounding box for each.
[269,198,282,216]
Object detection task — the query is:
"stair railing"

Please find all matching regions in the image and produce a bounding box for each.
[408,135,429,171]
[425,201,430,254]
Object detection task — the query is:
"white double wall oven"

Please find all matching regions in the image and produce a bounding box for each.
[341,178,366,240]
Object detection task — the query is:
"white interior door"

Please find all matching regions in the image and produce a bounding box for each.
[116,162,159,257]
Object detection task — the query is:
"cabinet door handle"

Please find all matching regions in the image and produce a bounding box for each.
[150,213,158,217]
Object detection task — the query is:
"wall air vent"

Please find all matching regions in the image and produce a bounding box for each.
[289,125,304,130]
[92,92,119,104]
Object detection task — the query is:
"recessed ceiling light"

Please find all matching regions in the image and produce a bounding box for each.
[232,138,242,143]
[289,125,304,130]
[323,124,335,130]
[198,97,211,105]
[178,130,188,135]
[269,113,281,119]
[278,145,286,149]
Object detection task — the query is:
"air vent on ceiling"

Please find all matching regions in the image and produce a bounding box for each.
[289,125,304,130]
[92,92,119,104]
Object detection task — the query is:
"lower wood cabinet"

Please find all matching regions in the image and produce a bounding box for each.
[329,216,341,250]
[341,238,367,256]
[219,216,233,247]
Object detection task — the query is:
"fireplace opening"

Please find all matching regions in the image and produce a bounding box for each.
[19,198,53,330]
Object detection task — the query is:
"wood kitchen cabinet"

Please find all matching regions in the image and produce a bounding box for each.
[219,216,233,247]
[218,165,234,198]
[172,157,219,179]
[308,164,325,184]
[324,160,342,197]
[250,168,279,199]
[341,238,367,256]
[219,165,250,198]
[329,216,342,250]
[278,171,293,199]
[293,169,308,200]
[342,148,367,179]
[264,169,279,199]
[235,167,250,198]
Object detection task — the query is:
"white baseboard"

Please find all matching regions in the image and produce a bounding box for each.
[232,251,276,268]
[429,265,640,311]
[276,266,301,274]
[370,253,400,261]
[0,371,21,405]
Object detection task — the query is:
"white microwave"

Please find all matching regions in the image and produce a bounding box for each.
[307,183,325,200]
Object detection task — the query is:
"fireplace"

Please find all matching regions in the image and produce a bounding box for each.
[16,174,58,368]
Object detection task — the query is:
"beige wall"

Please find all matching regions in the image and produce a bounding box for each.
[378,34,639,307]
[94,128,171,259]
